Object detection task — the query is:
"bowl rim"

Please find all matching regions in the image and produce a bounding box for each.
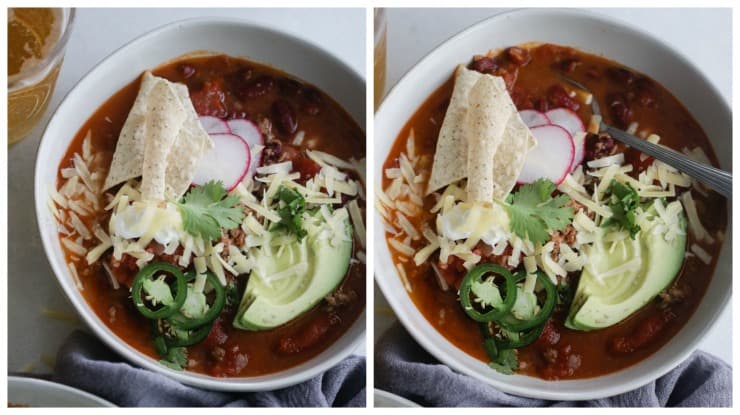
[374,7,731,400]
[34,16,366,391]
[8,376,116,407]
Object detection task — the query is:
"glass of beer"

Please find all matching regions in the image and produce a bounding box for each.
[8,8,75,145]
[374,8,387,110]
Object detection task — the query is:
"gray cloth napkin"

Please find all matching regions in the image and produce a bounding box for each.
[53,330,365,407]
[375,323,731,407]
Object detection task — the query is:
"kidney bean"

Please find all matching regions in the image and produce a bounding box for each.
[273,99,297,135]
[585,66,601,79]
[506,46,531,66]
[608,93,633,127]
[559,58,581,73]
[609,310,676,355]
[302,88,323,116]
[547,84,580,111]
[606,67,636,86]
[635,89,656,108]
[470,56,497,74]
[634,77,657,108]
[234,67,253,82]
[204,318,229,348]
[535,319,561,348]
[278,78,303,96]
[634,76,654,91]
[191,80,227,117]
[178,64,196,79]
[241,75,274,98]
[277,313,341,355]
[293,155,322,182]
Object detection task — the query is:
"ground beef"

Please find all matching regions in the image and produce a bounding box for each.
[108,253,137,274]
[550,227,574,261]
[258,116,276,143]
[584,132,619,162]
[472,243,517,271]
[543,347,559,364]
[145,242,183,266]
[220,227,247,252]
[324,286,358,308]
[658,285,690,307]
[262,139,282,165]
[210,347,226,362]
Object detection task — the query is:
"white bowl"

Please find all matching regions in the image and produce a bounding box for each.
[8,376,115,407]
[35,17,366,391]
[374,8,731,400]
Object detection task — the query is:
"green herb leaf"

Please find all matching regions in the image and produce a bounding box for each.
[601,180,640,238]
[271,185,307,239]
[176,181,245,242]
[224,280,240,307]
[506,179,575,245]
[489,348,518,375]
[159,346,187,371]
[557,281,575,306]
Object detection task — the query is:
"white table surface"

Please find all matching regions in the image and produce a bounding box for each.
[375,7,732,366]
[8,7,365,374]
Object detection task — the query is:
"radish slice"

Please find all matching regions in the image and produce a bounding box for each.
[518,125,575,185]
[227,119,264,148]
[519,109,550,128]
[198,115,231,134]
[227,119,263,178]
[545,108,585,137]
[571,132,586,172]
[192,133,251,191]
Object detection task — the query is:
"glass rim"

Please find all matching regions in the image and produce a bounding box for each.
[374,8,386,44]
[8,8,76,91]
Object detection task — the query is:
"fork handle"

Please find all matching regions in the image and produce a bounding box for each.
[603,125,732,199]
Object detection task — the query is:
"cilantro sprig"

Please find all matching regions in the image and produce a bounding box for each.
[176,181,245,242]
[159,346,187,371]
[505,179,574,245]
[489,348,518,375]
[271,185,307,240]
[601,180,640,238]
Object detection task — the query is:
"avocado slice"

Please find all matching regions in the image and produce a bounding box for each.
[565,200,686,330]
[233,210,353,330]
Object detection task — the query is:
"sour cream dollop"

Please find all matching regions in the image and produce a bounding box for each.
[111,202,183,246]
[438,202,510,246]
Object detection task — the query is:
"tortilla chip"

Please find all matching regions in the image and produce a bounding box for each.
[164,84,214,199]
[490,76,537,200]
[103,72,213,201]
[426,65,480,194]
[104,72,158,191]
[140,81,186,201]
[465,76,511,203]
[426,66,537,202]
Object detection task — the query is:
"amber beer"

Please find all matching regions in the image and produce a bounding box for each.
[8,8,74,145]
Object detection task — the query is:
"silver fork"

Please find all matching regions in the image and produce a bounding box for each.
[562,76,732,199]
